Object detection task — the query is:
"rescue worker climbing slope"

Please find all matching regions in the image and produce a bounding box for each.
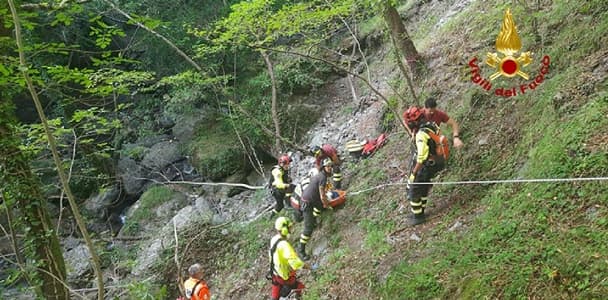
[404,106,446,225]
[270,155,295,217]
[269,217,310,300]
[423,97,464,149]
[297,158,333,260]
[310,144,343,189]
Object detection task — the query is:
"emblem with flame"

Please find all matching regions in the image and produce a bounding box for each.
[486,9,532,80]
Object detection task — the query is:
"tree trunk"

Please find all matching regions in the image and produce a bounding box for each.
[261,50,282,154]
[8,1,104,298]
[383,4,422,78]
[389,33,419,106]
[0,99,69,300]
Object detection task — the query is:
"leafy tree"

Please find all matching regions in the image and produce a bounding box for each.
[208,0,353,154]
[1,94,70,300]
[1,4,69,298]
[1,1,157,298]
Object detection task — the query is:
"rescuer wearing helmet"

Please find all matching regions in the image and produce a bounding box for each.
[403,106,446,225]
[269,217,310,300]
[297,158,334,260]
[310,144,343,189]
[269,155,295,217]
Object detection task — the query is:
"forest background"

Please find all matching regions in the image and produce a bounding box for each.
[1,0,607,299]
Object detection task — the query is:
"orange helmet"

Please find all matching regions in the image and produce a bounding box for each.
[403,106,423,123]
[404,106,425,130]
[278,155,291,165]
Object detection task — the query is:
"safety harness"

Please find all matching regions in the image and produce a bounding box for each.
[267,237,284,283]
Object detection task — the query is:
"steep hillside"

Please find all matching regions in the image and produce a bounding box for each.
[153,1,607,299]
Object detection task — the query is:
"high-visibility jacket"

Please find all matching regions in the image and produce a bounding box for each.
[184,277,210,300]
[271,165,290,190]
[269,234,304,280]
[415,123,443,164]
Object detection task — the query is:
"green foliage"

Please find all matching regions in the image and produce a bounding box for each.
[121,145,148,160]
[156,70,231,116]
[188,121,247,180]
[50,4,83,26]
[360,218,393,257]
[89,15,126,49]
[274,57,331,95]
[364,2,608,299]
[18,106,122,198]
[125,280,167,300]
[121,185,180,235]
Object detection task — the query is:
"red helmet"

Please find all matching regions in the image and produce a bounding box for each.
[278,155,291,165]
[403,106,423,122]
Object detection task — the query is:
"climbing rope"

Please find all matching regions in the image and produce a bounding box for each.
[153,176,608,197]
[347,176,608,196]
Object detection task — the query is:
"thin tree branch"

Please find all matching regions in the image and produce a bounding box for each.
[260,50,282,153]
[135,177,264,190]
[101,0,203,72]
[231,101,309,153]
[255,45,413,138]
[0,253,87,300]
[174,219,185,298]
[8,1,105,298]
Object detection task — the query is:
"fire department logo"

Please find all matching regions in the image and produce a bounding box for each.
[485,9,532,80]
[468,8,551,97]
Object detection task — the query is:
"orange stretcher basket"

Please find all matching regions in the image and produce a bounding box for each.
[290,190,347,210]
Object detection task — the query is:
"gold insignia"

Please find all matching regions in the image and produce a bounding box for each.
[485,9,532,80]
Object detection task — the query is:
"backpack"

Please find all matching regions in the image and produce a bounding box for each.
[178,279,203,300]
[421,128,449,161]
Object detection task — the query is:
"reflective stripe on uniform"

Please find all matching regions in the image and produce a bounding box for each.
[333,172,342,182]
[313,207,321,217]
[410,206,423,214]
[409,199,423,214]
[299,234,310,244]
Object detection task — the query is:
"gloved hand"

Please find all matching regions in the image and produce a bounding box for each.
[407,173,415,190]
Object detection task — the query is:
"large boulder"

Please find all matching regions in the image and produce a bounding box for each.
[172,109,205,143]
[84,185,120,220]
[141,140,182,171]
[131,195,214,277]
[120,186,189,235]
[117,157,147,196]
[64,244,92,286]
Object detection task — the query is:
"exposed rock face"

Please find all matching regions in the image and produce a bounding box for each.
[117,157,147,196]
[64,244,92,286]
[130,195,214,277]
[84,185,120,220]
[141,140,182,171]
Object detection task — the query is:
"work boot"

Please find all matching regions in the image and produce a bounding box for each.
[297,242,310,261]
[408,213,426,226]
[268,210,277,221]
